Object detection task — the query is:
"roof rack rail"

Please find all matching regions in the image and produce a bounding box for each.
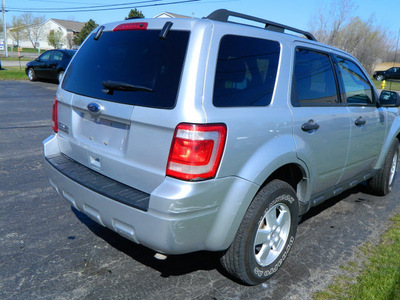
[206,9,317,41]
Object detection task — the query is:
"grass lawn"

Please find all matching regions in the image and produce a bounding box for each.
[0,56,31,61]
[372,78,400,91]
[0,66,27,80]
[314,212,400,299]
[1,46,45,54]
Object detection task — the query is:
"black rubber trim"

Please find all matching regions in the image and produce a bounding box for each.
[46,154,150,212]
[206,9,317,41]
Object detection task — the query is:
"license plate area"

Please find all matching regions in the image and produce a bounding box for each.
[74,111,130,152]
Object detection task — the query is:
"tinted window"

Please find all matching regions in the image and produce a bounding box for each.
[213,35,280,107]
[64,50,76,58]
[336,57,374,105]
[39,51,52,61]
[292,49,338,107]
[62,30,189,109]
[53,51,63,61]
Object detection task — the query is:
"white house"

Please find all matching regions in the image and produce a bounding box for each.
[6,18,85,50]
[154,12,191,19]
[4,13,189,51]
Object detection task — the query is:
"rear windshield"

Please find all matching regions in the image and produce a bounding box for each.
[62,29,190,109]
[65,50,76,58]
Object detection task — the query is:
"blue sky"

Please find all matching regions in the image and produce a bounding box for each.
[3,0,400,37]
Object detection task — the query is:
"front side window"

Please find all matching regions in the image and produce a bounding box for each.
[292,48,339,107]
[62,29,190,109]
[336,57,374,105]
[213,35,280,107]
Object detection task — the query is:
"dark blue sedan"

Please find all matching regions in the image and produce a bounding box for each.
[25,49,76,83]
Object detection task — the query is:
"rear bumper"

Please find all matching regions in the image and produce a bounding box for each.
[46,154,150,212]
[44,134,259,254]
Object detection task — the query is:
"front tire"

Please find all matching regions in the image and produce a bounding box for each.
[368,139,399,196]
[376,75,385,81]
[28,68,37,81]
[220,180,299,285]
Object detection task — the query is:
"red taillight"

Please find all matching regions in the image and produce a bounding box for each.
[113,22,148,31]
[52,97,58,133]
[166,123,227,181]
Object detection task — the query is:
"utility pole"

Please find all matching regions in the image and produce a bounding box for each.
[1,0,7,57]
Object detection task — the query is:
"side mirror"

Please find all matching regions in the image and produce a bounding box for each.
[379,90,400,107]
[35,58,40,62]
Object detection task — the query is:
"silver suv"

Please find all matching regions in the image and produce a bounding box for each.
[43,9,400,285]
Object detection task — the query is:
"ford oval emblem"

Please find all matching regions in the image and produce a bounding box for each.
[87,102,102,114]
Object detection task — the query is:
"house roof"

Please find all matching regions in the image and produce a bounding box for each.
[154,12,191,19]
[50,19,86,33]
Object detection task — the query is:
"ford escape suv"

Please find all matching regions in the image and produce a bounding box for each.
[43,9,400,285]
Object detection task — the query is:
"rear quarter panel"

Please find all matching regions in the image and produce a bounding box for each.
[202,26,305,185]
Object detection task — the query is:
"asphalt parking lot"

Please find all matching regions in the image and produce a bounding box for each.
[1,80,400,299]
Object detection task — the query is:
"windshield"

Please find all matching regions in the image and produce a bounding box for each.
[62,29,190,109]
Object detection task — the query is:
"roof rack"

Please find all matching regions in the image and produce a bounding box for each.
[206,9,317,41]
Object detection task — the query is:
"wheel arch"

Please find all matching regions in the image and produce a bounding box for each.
[374,117,400,170]
[262,163,309,212]
[204,161,310,252]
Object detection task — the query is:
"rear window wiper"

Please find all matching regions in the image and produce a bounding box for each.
[102,80,154,94]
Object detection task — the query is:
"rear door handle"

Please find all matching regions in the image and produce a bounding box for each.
[355,116,366,126]
[301,120,320,132]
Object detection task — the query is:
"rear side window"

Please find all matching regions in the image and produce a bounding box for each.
[336,57,374,105]
[53,51,63,61]
[40,51,52,61]
[292,48,339,107]
[213,35,280,107]
[62,30,189,109]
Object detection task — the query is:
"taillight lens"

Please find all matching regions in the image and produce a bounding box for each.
[52,97,58,133]
[113,22,148,31]
[166,123,227,181]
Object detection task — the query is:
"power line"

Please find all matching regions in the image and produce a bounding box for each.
[29,0,95,4]
[7,0,163,11]
[6,0,202,13]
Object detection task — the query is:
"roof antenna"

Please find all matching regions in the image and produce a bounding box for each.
[159,21,173,40]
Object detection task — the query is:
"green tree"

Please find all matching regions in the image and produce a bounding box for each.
[74,19,98,46]
[47,30,64,48]
[308,0,394,74]
[19,13,45,48]
[9,16,25,47]
[126,8,145,19]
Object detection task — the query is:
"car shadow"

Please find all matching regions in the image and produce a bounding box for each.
[71,207,222,278]
[31,78,59,85]
[299,183,372,224]
[70,182,375,279]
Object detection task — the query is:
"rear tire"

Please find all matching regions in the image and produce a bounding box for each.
[57,71,64,83]
[28,68,37,81]
[368,139,399,196]
[220,180,299,285]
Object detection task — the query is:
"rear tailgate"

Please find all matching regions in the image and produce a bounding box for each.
[56,93,174,193]
[54,19,194,194]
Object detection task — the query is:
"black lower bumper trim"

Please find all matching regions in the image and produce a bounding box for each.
[46,154,150,212]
